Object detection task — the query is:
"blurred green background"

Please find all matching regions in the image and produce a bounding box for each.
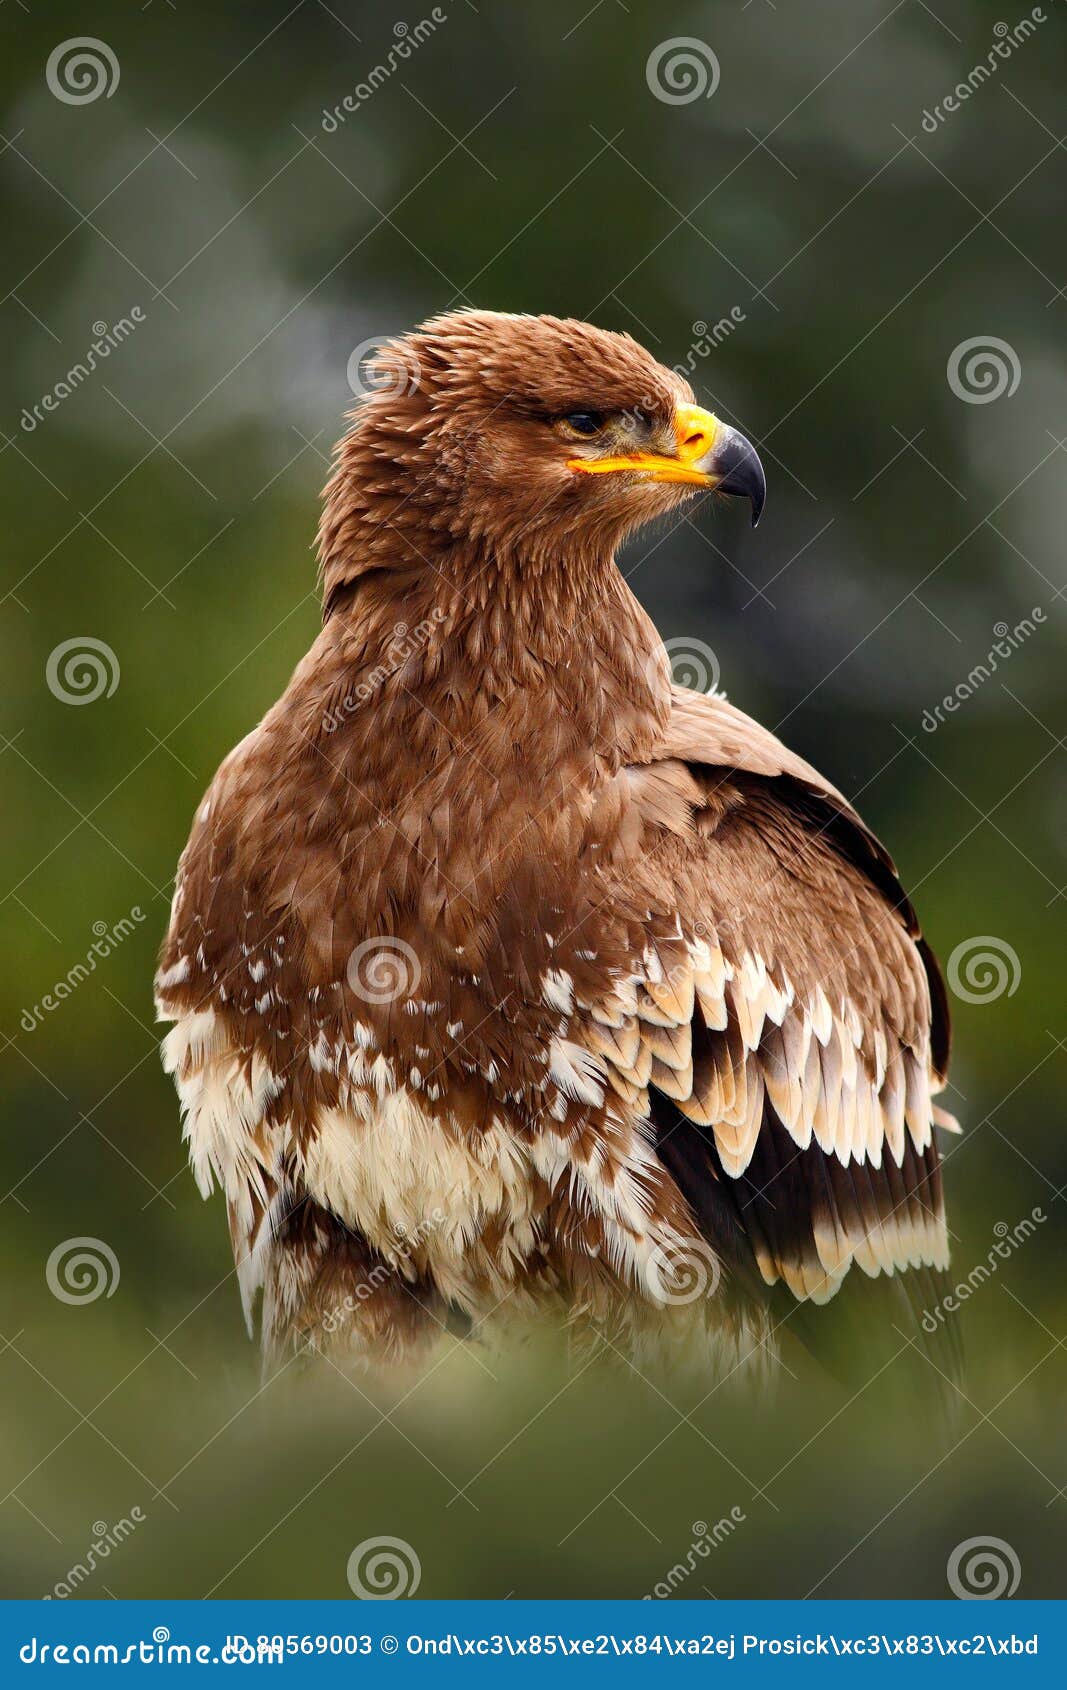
[2,0,1064,1601]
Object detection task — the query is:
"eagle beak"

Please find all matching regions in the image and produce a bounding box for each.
[684,408,767,528]
[567,403,767,526]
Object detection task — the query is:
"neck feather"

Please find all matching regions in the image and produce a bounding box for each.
[312,541,670,770]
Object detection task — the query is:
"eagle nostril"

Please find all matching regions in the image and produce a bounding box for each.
[679,430,715,465]
[674,405,721,463]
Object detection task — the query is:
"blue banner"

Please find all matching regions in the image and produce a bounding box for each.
[3,1600,1061,1683]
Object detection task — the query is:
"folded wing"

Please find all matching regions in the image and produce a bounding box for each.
[571,688,954,1308]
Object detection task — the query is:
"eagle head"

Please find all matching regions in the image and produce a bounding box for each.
[319,310,764,613]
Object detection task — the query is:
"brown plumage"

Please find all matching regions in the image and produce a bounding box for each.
[156,309,957,1381]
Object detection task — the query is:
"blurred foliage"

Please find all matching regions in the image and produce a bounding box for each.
[1,0,1064,1600]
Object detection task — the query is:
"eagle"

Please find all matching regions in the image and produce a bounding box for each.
[156,309,958,1384]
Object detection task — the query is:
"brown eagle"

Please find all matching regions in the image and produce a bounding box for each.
[156,310,957,1381]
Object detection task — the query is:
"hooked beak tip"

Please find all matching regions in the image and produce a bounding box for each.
[705,426,766,527]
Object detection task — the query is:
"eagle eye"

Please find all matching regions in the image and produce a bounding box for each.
[561,411,604,437]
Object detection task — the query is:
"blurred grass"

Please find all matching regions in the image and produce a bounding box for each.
[2,0,1065,1599]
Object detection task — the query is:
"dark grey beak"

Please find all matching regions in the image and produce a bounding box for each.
[700,426,767,527]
